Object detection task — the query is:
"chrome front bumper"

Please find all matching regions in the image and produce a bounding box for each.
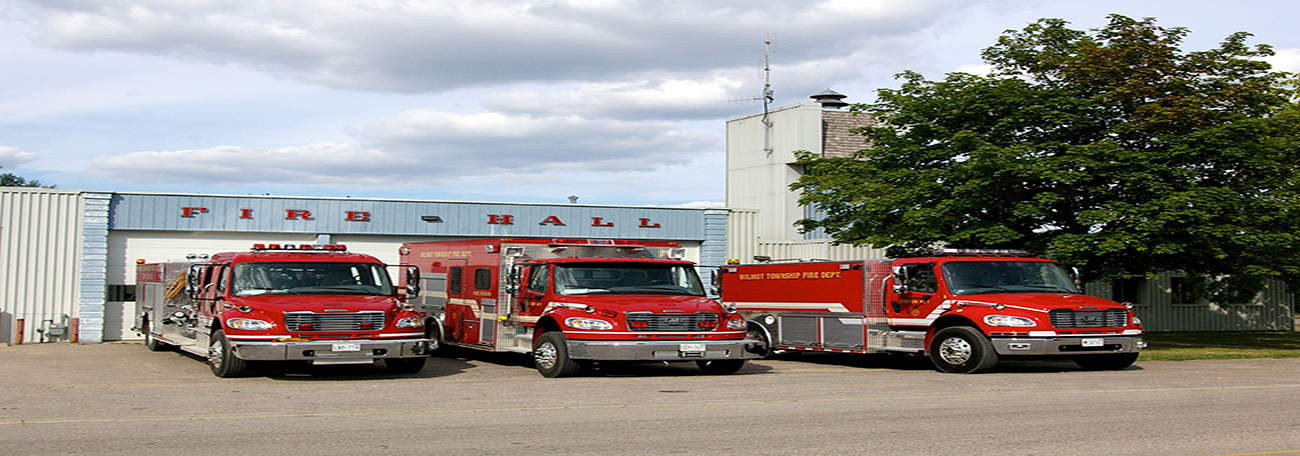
[566,338,763,361]
[232,338,432,364]
[991,336,1145,356]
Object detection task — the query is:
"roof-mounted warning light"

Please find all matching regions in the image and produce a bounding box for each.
[252,244,348,252]
[934,248,1030,257]
[548,239,648,248]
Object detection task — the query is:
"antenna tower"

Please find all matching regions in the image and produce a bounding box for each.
[759,34,775,156]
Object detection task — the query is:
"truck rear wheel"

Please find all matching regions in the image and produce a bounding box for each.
[1073,353,1139,371]
[533,332,581,378]
[142,319,170,352]
[385,357,428,374]
[929,326,998,374]
[424,322,443,356]
[696,359,746,375]
[209,330,248,378]
[744,324,772,359]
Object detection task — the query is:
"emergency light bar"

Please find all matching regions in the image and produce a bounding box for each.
[548,239,648,248]
[251,244,349,252]
[934,248,1030,257]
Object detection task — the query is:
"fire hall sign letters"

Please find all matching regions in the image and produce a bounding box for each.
[179,207,664,228]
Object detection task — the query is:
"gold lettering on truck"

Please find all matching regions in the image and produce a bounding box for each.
[419,250,473,258]
[736,271,844,280]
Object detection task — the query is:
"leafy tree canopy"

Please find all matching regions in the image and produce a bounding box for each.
[0,166,54,188]
[793,15,1300,299]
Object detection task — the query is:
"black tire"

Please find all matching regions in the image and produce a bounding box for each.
[533,332,581,378]
[142,319,170,352]
[208,330,248,378]
[696,359,746,375]
[385,357,428,374]
[929,326,999,374]
[744,324,773,359]
[1073,353,1139,371]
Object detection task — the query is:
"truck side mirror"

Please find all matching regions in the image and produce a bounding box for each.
[404,265,421,297]
[710,267,723,296]
[186,264,204,300]
[505,265,522,296]
[891,265,909,294]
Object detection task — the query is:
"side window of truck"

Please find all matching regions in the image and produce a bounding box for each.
[215,265,229,294]
[527,265,548,294]
[474,268,492,290]
[906,264,937,294]
[449,267,463,295]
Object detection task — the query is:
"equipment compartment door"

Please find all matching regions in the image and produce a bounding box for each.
[821,317,865,350]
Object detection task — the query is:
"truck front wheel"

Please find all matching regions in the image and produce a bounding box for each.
[929,326,998,374]
[533,332,581,378]
[1072,353,1139,371]
[208,330,248,378]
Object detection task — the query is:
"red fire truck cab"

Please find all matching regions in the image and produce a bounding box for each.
[718,250,1145,373]
[401,238,754,377]
[135,244,431,377]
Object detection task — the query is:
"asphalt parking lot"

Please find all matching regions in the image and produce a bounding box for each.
[3,342,1300,456]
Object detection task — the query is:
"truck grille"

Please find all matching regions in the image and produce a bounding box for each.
[284,311,386,332]
[1049,309,1128,329]
[626,312,719,332]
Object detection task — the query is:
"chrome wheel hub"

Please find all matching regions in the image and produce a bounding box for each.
[534,342,558,370]
[938,337,973,365]
[209,340,223,369]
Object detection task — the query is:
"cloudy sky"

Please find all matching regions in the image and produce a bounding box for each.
[2,0,1297,206]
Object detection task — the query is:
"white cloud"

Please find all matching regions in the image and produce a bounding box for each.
[1262,48,1300,72]
[20,0,982,93]
[955,63,995,76]
[89,143,419,185]
[87,108,720,187]
[0,146,39,167]
[356,109,718,172]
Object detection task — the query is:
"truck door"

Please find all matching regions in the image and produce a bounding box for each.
[470,266,498,348]
[890,262,944,328]
[445,261,479,345]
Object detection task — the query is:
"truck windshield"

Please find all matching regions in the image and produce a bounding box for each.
[231,262,394,297]
[552,263,705,296]
[941,261,1079,295]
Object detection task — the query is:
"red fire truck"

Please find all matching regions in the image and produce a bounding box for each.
[400,238,753,377]
[135,244,431,377]
[718,250,1145,373]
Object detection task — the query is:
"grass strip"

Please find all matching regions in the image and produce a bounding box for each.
[1140,331,1300,362]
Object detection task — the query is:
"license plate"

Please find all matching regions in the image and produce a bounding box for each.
[679,343,706,352]
[1082,338,1104,347]
[332,343,361,352]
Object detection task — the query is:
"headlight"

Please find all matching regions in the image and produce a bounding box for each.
[227,318,274,331]
[565,317,614,330]
[1131,315,1142,326]
[396,317,424,328]
[984,315,1036,327]
[726,318,747,330]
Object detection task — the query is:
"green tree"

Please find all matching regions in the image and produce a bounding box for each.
[0,166,54,188]
[793,15,1300,298]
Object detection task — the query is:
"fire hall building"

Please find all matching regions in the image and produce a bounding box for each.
[0,189,730,344]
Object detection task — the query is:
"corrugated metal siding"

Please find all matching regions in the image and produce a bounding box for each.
[1,189,82,344]
[754,241,888,262]
[1085,273,1295,332]
[699,210,729,292]
[78,193,111,343]
[726,208,886,263]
